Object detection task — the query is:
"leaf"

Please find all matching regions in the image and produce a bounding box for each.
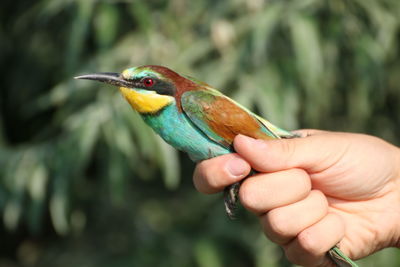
[251,2,283,66]
[50,175,69,236]
[155,135,180,190]
[288,13,324,88]
[94,3,119,50]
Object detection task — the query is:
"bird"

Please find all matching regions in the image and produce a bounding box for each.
[75,65,295,217]
[75,65,357,267]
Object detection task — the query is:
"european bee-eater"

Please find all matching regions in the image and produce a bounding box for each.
[75,65,357,267]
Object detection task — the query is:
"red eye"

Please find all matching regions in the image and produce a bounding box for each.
[143,78,154,87]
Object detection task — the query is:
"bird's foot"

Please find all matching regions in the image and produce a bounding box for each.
[224,182,241,219]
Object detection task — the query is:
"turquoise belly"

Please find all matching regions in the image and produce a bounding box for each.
[142,104,230,161]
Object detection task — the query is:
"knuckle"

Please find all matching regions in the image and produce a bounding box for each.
[311,190,329,209]
[285,248,328,267]
[293,168,311,189]
[193,167,206,192]
[284,248,302,266]
[297,230,323,256]
[193,161,208,180]
[205,175,221,191]
[294,168,308,180]
[238,179,260,212]
[193,161,219,194]
[266,210,291,238]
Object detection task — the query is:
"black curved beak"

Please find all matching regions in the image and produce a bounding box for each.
[74,72,132,87]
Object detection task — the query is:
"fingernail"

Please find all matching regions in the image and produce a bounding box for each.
[225,157,248,178]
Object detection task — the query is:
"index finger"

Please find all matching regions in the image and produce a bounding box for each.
[193,153,251,194]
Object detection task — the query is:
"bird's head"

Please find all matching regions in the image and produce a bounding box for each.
[75,65,197,114]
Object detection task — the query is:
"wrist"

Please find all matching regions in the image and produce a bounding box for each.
[395,146,400,247]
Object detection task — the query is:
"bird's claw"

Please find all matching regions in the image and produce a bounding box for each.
[224,182,241,219]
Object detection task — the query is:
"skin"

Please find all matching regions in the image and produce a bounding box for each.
[193,130,400,267]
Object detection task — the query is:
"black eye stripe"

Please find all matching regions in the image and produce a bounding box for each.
[128,78,176,96]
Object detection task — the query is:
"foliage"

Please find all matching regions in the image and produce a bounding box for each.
[1,0,400,266]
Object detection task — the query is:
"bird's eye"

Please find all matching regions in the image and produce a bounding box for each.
[143,78,155,87]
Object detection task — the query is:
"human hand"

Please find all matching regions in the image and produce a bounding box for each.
[193,130,400,266]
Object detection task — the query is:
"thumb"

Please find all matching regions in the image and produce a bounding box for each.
[233,132,347,173]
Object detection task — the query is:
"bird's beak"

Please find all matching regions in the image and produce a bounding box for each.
[74,72,132,88]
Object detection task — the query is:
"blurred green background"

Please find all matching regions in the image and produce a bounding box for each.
[1,0,400,266]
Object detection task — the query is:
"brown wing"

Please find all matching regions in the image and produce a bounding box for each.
[181,90,276,148]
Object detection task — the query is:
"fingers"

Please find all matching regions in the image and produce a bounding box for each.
[194,129,335,194]
[284,213,345,266]
[239,168,311,214]
[260,190,329,245]
[193,153,251,194]
[193,130,350,267]
[233,133,350,173]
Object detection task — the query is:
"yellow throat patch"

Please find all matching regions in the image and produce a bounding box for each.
[119,87,174,114]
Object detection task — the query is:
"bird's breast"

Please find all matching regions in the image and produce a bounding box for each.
[142,104,230,161]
